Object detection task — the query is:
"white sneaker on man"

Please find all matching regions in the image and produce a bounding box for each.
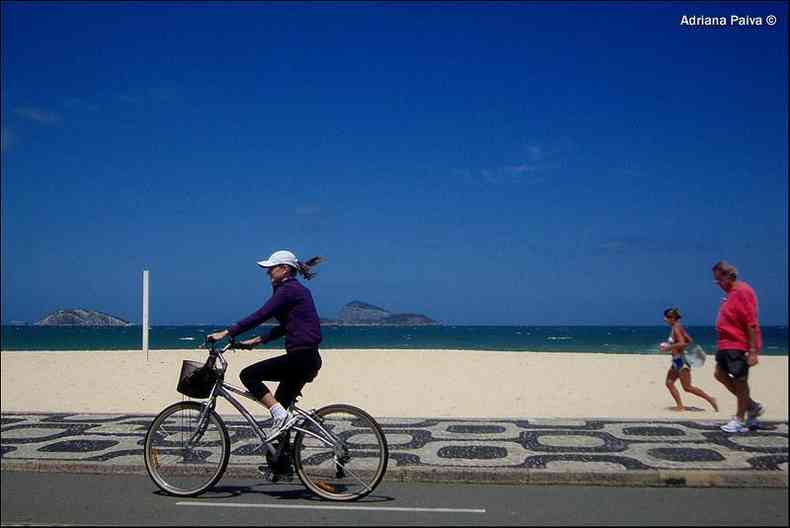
[720,418,749,433]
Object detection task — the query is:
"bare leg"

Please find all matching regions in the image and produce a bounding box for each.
[715,366,756,414]
[260,392,278,410]
[714,366,737,396]
[679,369,718,411]
[665,368,684,410]
[733,378,751,421]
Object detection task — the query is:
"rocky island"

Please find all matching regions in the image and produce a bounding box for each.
[321,301,438,326]
[35,309,131,327]
[30,302,435,327]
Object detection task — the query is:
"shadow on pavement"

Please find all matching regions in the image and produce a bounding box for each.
[155,482,395,503]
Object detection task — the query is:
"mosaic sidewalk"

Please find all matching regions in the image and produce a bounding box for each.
[2,412,787,487]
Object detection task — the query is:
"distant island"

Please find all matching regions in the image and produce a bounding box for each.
[26,302,436,327]
[321,301,438,326]
[35,309,131,327]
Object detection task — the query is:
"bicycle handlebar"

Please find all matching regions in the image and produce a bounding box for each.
[202,339,235,371]
[205,338,235,355]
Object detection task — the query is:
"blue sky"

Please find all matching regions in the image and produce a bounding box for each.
[2,1,787,326]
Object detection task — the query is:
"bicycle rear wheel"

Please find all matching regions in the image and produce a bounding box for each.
[293,404,388,501]
[144,401,230,497]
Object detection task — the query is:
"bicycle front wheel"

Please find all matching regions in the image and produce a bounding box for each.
[144,401,230,497]
[293,404,389,501]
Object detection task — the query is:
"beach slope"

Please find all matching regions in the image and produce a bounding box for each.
[1,349,787,419]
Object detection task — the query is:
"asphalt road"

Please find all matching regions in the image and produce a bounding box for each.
[1,471,788,526]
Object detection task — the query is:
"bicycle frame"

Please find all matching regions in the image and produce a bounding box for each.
[187,346,346,460]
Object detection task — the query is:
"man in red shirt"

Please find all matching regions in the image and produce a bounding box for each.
[712,261,764,433]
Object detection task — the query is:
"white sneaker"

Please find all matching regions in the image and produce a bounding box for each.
[720,418,749,433]
[268,411,295,438]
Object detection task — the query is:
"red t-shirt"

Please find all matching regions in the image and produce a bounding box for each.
[716,281,762,352]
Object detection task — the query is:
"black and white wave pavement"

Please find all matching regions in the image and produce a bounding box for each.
[2,413,787,473]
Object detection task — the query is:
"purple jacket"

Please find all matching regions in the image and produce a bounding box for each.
[227,278,322,352]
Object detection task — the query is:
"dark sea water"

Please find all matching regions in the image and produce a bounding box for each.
[1,325,787,355]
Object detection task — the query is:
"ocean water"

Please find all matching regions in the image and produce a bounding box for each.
[1,325,787,355]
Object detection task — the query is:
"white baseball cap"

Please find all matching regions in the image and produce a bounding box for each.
[256,250,299,269]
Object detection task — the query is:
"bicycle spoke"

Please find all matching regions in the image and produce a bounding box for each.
[293,405,388,501]
[145,402,229,496]
[333,460,373,493]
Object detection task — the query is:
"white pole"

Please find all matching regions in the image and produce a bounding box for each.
[143,269,149,360]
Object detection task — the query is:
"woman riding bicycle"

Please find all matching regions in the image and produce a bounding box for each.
[206,250,323,435]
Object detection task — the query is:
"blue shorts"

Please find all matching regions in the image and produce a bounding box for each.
[671,355,690,371]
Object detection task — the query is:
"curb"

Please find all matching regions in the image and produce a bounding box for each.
[3,460,787,489]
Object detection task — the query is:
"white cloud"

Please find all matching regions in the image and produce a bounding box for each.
[464,138,574,185]
[13,107,63,125]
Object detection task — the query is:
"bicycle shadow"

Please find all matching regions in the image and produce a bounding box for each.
[165,481,395,503]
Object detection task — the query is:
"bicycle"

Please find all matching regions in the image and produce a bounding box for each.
[143,340,389,501]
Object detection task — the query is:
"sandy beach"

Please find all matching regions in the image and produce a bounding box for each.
[1,349,787,420]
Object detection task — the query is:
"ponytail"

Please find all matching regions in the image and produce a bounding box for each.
[295,256,323,280]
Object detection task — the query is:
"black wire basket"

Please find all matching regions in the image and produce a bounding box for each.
[176,360,218,398]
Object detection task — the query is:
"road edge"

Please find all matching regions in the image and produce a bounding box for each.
[2,460,787,489]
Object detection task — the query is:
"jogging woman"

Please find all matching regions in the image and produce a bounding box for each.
[207,250,323,435]
[661,307,718,412]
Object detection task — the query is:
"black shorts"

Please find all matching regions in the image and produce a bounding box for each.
[239,349,322,408]
[716,349,749,380]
